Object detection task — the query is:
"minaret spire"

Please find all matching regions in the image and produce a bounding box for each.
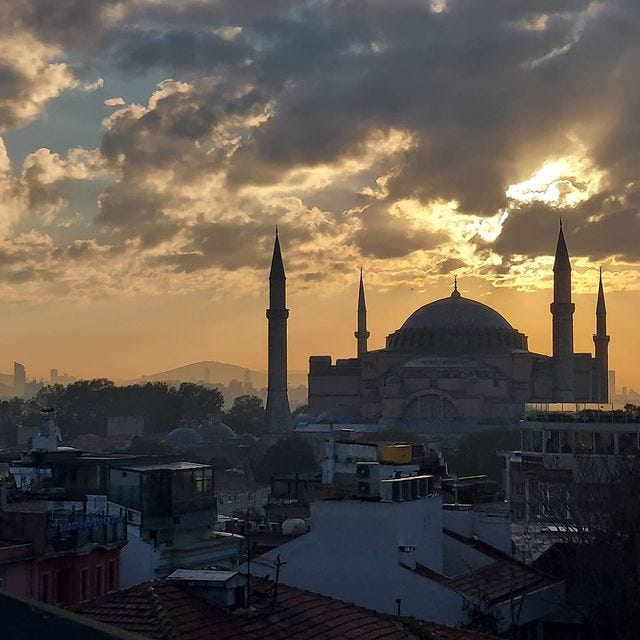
[354,268,370,358]
[550,220,575,402]
[593,267,610,403]
[266,228,291,430]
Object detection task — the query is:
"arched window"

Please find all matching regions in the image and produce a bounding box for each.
[405,394,457,419]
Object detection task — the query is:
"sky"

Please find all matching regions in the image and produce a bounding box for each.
[0,0,639,390]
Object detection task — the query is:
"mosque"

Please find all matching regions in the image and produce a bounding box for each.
[264,224,610,429]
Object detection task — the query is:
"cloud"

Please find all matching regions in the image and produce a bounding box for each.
[0,0,639,300]
[0,32,78,131]
[111,27,249,73]
[104,96,125,106]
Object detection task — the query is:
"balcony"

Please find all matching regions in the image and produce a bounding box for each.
[46,512,127,552]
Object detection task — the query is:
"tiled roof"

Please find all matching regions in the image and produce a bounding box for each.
[76,578,500,640]
[77,579,417,640]
[408,530,561,605]
[445,561,555,604]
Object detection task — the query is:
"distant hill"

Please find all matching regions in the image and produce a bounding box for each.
[129,360,307,389]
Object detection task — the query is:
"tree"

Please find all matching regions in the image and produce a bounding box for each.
[177,382,224,419]
[256,435,318,483]
[225,395,266,434]
[445,428,520,482]
[291,404,308,418]
[523,456,640,639]
[31,379,223,438]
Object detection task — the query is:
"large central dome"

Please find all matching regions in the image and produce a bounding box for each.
[385,287,528,355]
[401,291,513,331]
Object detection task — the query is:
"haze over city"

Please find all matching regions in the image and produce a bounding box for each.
[0,1,638,390]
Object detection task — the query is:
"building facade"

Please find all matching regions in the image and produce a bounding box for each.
[306,225,611,423]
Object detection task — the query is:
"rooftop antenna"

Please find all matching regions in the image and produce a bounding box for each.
[272,555,288,607]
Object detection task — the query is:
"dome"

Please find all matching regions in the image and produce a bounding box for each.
[401,292,513,332]
[166,427,203,448]
[315,406,363,424]
[386,287,528,355]
[199,417,237,443]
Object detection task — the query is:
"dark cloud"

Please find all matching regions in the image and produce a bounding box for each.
[112,28,249,73]
[489,195,640,263]
[353,202,447,259]
[436,258,466,274]
[151,218,322,273]
[3,0,640,280]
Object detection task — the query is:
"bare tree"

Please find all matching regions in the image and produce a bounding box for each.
[523,455,640,639]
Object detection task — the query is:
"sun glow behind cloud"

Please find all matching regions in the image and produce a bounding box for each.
[506,154,604,207]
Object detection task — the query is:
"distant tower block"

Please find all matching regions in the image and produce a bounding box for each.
[593,268,610,404]
[50,368,58,385]
[550,221,575,402]
[608,370,616,398]
[354,268,370,358]
[265,228,292,430]
[204,367,210,384]
[14,362,26,398]
[244,368,254,393]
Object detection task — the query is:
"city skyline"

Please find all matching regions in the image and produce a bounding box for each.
[0,2,639,388]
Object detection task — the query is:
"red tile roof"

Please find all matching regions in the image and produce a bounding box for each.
[407,530,561,605]
[76,579,416,640]
[76,578,500,640]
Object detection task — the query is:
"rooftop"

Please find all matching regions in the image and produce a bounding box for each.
[408,530,561,605]
[76,578,501,640]
[77,579,417,640]
[167,569,239,584]
[118,462,210,472]
[1,593,138,640]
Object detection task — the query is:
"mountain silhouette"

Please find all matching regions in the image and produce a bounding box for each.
[129,360,307,389]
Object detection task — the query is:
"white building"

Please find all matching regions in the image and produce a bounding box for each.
[249,474,564,635]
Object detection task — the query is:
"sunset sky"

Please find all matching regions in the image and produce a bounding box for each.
[0,0,639,391]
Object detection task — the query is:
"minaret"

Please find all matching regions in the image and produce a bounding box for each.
[550,220,575,402]
[593,268,610,403]
[265,228,291,430]
[354,268,370,358]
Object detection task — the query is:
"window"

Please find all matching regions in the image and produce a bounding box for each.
[576,431,594,455]
[80,568,88,602]
[41,573,50,604]
[619,432,637,455]
[405,394,457,419]
[560,431,574,453]
[56,571,66,605]
[532,431,543,452]
[95,565,104,597]
[545,431,560,454]
[595,432,614,455]
[108,561,116,592]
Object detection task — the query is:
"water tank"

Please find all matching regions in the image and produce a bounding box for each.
[282,518,307,536]
[379,444,412,464]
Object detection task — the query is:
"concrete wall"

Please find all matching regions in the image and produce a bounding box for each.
[248,495,475,626]
[442,534,494,577]
[119,525,161,588]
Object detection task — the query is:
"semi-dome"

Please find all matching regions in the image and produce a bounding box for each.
[386,286,528,355]
[315,406,363,424]
[166,427,203,448]
[199,416,237,443]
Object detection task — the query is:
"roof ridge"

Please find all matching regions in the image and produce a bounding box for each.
[442,529,561,581]
[145,584,181,640]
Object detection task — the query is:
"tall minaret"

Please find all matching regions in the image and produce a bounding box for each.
[550,220,575,402]
[354,268,370,358]
[593,267,610,404]
[265,228,291,430]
